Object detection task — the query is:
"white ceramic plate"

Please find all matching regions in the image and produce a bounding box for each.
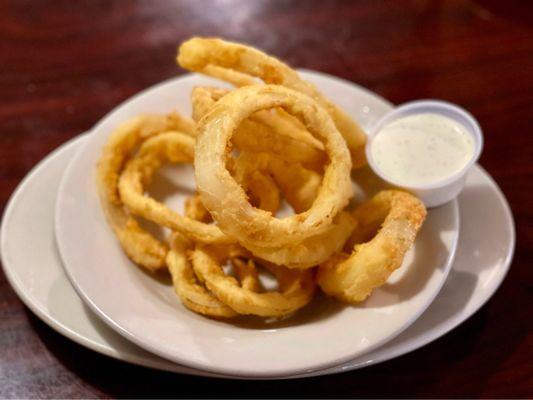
[1,137,514,380]
[54,71,458,378]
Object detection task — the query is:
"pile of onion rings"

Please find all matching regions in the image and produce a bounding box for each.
[96,37,427,319]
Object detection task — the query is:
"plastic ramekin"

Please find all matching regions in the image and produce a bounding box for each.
[365,100,484,208]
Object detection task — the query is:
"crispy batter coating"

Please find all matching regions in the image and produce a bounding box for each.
[317,190,427,303]
[167,234,262,318]
[192,245,316,317]
[96,113,195,270]
[118,131,232,244]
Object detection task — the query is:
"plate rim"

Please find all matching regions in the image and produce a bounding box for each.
[53,71,460,378]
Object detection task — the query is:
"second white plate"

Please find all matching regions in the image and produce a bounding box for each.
[54,71,458,378]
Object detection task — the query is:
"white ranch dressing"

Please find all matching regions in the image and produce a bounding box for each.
[370,113,474,186]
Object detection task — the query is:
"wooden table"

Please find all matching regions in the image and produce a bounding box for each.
[1,1,531,397]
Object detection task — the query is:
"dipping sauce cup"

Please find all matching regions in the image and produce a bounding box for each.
[366,100,483,207]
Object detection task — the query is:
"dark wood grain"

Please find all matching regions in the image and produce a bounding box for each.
[0,0,531,398]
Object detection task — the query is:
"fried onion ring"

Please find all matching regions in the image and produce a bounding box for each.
[119,131,281,244]
[245,211,356,269]
[192,245,316,317]
[220,150,355,269]
[167,199,262,318]
[246,155,355,269]
[96,113,195,270]
[191,86,325,171]
[178,37,367,167]
[194,85,353,250]
[167,234,262,318]
[166,234,236,317]
[118,131,232,244]
[317,190,427,303]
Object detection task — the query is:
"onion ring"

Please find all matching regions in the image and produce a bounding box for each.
[178,37,367,167]
[192,245,316,317]
[194,84,353,250]
[119,131,281,244]
[167,198,261,318]
[224,150,354,269]
[244,211,356,269]
[191,86,325,171]
[166,234,236,317]
[182,190,316,317]
[193,85,353,266]
[317,190,427,303]
[167,234,261,318]
[182,194,262,296]
[96,113,195,270]
[247,156,355,269]
[118,131,232,244]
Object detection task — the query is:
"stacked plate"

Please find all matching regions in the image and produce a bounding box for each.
[0,71,515,379]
